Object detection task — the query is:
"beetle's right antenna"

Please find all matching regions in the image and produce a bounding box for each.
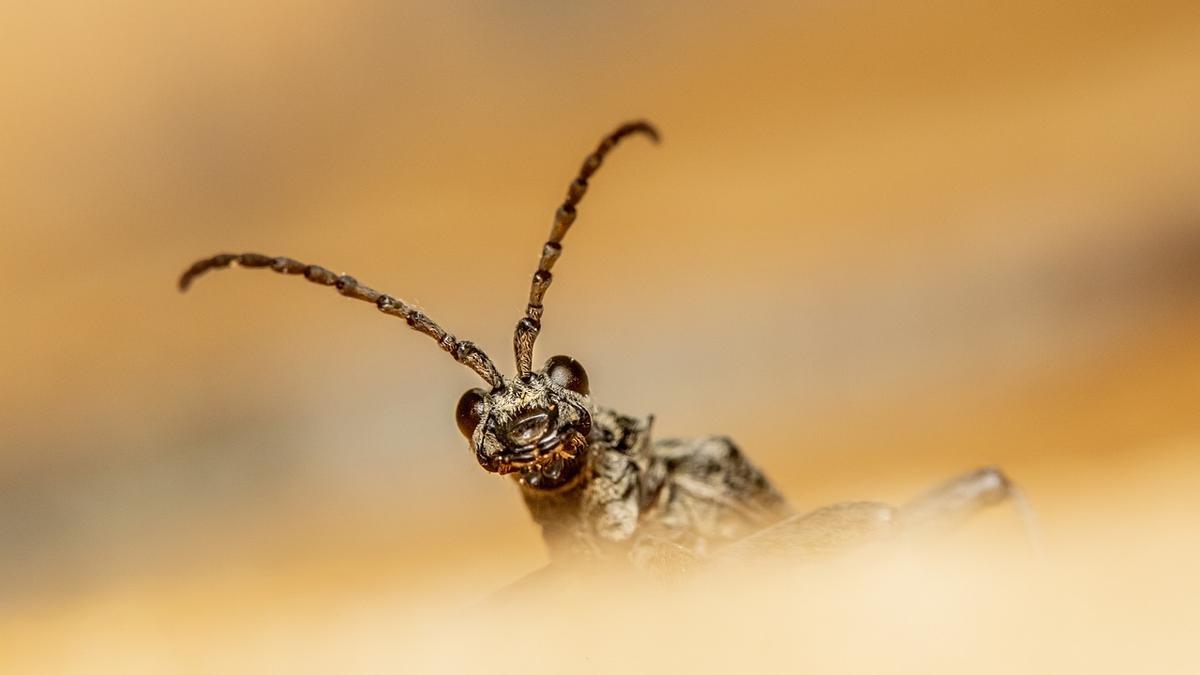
[512,120,659,379]
[179,253,503,387]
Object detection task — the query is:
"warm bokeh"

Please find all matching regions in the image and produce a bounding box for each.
[2,2,1199,672]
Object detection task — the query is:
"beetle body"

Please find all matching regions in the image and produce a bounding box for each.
[180,121,1025,579]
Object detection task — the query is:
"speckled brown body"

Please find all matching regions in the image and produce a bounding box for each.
[180,120,1028,583]
[518,409,790,566]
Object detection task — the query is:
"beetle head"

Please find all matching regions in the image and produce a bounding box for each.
[456,355,591,490]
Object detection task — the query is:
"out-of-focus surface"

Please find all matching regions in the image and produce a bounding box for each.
[2,1,1199,672]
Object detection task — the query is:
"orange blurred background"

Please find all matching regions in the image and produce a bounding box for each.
[2,2,1199,672]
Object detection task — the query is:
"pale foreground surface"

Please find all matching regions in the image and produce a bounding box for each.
[4,441,1196,674]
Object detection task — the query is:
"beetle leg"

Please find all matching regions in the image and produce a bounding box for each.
[900,466,1040,553]
[716,501,897,563]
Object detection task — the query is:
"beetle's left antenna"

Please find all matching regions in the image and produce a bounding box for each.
[179,252,503,387]
[512,120,659,378]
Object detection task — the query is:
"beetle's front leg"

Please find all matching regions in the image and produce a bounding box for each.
[716,501,898,563]
[899,466,1039,551]
[899,466,1023,533]
[715,466,1031,563]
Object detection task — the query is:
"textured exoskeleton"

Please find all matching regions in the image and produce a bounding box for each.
[180,121,1026,578]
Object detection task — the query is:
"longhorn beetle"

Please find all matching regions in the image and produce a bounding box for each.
[180,121,1027,576]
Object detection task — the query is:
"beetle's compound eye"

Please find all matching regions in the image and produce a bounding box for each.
[455,388,487,439]
[545,355,589,396]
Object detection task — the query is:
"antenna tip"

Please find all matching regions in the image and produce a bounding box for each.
[632,120,661,144]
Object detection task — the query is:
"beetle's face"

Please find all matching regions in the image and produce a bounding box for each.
[456,355,592,489]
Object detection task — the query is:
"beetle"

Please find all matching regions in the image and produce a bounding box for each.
[180,121,1027,577]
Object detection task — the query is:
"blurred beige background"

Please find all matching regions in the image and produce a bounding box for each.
[2,1,1199,672]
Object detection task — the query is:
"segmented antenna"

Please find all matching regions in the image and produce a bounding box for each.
[179,253,503,386]
[513,120,660,378]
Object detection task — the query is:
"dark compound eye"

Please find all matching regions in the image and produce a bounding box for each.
[455,388,487,439]
[545,355,588,396]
